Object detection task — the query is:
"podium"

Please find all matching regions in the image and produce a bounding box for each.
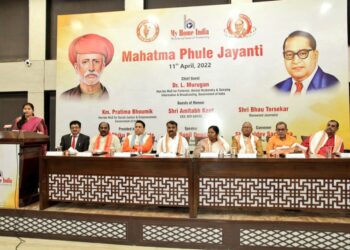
[0,131,49,208]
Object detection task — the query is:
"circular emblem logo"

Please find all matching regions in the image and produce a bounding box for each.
[137,20,160,42]
[226,14,255,38]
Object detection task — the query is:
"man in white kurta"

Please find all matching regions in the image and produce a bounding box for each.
[156,120,189,155]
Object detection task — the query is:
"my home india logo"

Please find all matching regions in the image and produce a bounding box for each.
[0,170,13,185]
[171,15,209,40]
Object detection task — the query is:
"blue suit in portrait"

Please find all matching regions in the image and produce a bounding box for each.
[274,66,339,93]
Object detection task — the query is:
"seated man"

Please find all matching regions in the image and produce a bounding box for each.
[232,122,263,156]
[60,120,90,152]
[89,122,121,152]
[266,121,297,157]
[122,120,153,153]
[301,120,344,156]
[193,125,230,156]
[156,120,189,155]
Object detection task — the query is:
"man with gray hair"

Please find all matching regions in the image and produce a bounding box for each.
[231,122,263,156]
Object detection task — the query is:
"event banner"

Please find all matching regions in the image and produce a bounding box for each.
[0,144,19,208]
[56,0,349,148]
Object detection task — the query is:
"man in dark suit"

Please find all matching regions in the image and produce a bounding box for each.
[60,120,90,152]
[274,30,339,94]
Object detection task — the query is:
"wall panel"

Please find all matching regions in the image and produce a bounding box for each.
[46,0,124,60]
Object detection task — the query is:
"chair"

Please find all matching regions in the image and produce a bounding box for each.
[183,136,191,144]
[300,135,309,142]
[194,136,206,145]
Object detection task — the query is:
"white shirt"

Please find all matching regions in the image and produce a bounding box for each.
[126,133,150,146]
[156,133,189,154]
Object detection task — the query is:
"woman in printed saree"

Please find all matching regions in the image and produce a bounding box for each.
[193,126,230,156]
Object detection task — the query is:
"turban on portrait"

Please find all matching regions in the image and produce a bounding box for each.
[68,34,114,66]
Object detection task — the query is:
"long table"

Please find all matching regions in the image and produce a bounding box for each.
[40,156,350,218]
[40,156,195,216]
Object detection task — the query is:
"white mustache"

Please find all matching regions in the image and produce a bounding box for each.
[84,71,99,78]
[79,71,101,85]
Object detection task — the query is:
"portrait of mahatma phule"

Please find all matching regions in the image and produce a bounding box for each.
[61,34,114,101]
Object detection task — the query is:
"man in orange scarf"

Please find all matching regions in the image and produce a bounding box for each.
[156,120,189,155]
[88,122,121,153]
[266,121,297,157]
[122,120,153,153]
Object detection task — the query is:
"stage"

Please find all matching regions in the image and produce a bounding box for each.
[0,201,349,249]
[1,155,350,249]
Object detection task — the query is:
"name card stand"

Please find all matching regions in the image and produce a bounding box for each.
[46,151,64,156]
[339,153,350,158]
[159,152,177,158]
[237,153,257,158]
[200,152,219,158]
[114,152,131,158]
[285,153,306,159]
[77,152,92,157]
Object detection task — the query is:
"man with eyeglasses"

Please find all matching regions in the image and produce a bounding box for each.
[232,18,247,38]
[60,120,90,152]
[266,121,298,157]
[274,30,339,94]
[301,120,344,156]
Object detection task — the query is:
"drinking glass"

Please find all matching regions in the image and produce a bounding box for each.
[231,147,237,158]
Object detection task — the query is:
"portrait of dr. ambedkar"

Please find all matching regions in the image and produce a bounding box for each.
[274,30,339,95]
[61,34,114,101]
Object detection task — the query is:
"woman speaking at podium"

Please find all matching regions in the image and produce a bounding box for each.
[12,102,48,135]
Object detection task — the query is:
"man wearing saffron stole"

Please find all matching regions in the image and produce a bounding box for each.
[88,122,121,153]
[231,122,263,156]
[193,126,230,156]
[156,120,189,155]
[122,120,153,153]
[301,120,344,157]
